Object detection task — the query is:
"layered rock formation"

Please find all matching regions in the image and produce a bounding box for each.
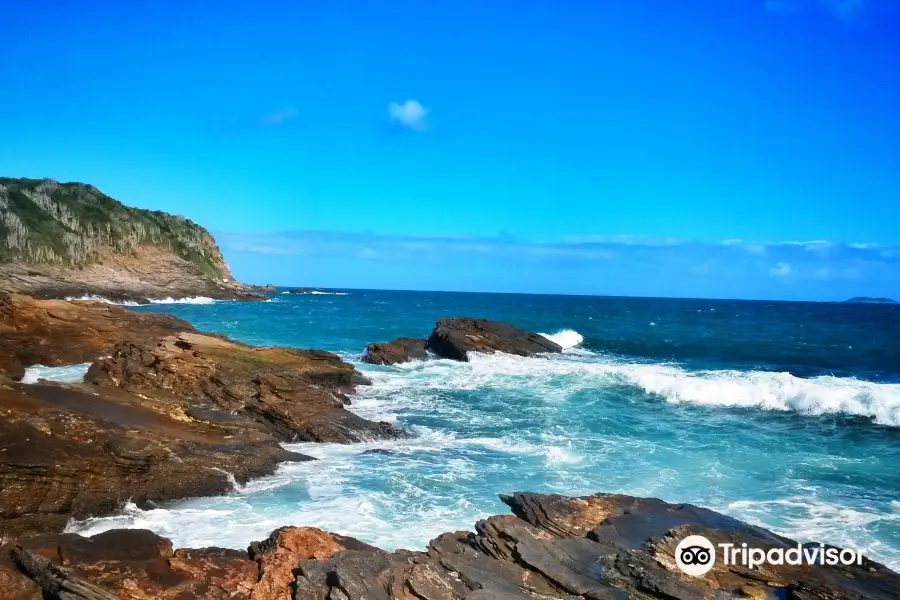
[0,293,192,380]
[362,338,428,365]
[0,294,404,538]
[363,318,562,365]
[86,332,403,443]
[4,492,897,599]
[0,178,263,301]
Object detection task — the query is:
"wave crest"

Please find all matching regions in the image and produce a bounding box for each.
[359,350,900,427]
[539,329,584,350]
[149,296,217,305]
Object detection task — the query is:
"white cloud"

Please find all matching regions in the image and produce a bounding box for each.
[388,100,429,131]
[770,262,792,277]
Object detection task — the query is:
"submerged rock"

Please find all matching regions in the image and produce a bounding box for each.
[362,338,428,365]
[426,317,562,361]
[6,491,899,599]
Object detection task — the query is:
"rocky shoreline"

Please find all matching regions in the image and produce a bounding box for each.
[3,491,898,599]
[2,294,898,598]
[0,293,404,539]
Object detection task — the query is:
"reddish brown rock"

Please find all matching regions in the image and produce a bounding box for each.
[248,527,348,600]
[7,492,900,599]
[0,383,306,538]
[86,332,404,443]
[0,292,193,380]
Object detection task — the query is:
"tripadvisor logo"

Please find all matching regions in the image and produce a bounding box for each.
[675,535,864,577]
[676,535,717,576]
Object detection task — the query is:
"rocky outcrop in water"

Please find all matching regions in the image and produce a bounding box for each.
[0,295,405,538]
[362,338,428,365]
[426,317,562,361]
[363,318,562,365]
[4,492,898,599]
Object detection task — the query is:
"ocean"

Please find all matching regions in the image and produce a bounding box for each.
[47,290,900,568]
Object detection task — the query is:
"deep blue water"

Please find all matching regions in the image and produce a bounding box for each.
[65,290,900,568]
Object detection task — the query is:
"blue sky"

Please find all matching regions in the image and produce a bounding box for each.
[2,0,898,300]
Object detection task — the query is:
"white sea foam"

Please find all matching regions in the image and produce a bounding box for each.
[67,437,493,551]
[64,294,141,306]
[149,296,217,305]
[539,329,584,350]
[357,350,900,427]
[21,362,92,384]
[308,291,349,295]
[726,495,900,565]
[64,294,218,305]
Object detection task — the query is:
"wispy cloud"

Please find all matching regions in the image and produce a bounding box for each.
[263,108,298,127]
[217,231,900,297]
[218,231,897,280]
[388,100,429,131]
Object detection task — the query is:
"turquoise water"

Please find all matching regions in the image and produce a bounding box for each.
[67,290,900,568]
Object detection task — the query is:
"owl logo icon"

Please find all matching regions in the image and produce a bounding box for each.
[675,535,716,576]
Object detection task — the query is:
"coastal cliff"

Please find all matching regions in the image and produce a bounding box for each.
[0,178,262,301]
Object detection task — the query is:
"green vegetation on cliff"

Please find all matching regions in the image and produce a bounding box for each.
[0,178,229,279]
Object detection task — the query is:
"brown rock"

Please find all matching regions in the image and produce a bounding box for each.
[0,292,193,380]
[0,247,266,303]
[248,527,347,600]
[86,332,403,443]
[426,317,562,361]
[0,383,305,538]
[362,338,428,365]
[7,492,900,599]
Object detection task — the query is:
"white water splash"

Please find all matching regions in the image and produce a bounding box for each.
[21,362,92,384]
[539,329,584,350]
[149,296,217,305]
[64,294,141,306]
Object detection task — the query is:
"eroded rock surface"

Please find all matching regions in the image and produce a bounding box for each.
[86,332,404,443]
[7,492,898,599]
[0,292,193,380]
[362,338,428,365]
[426,317,562,361]
[0,295,405,538]
[0,382,306,538]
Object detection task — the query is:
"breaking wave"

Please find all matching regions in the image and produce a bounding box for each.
[539,329,584,350]
[149,296,217,305]
[357,349,900,427]
[64,294,141,306]
[64,294,218,305]
[21,362,93,384]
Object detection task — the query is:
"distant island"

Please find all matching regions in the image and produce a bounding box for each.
[843,297,898,304]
